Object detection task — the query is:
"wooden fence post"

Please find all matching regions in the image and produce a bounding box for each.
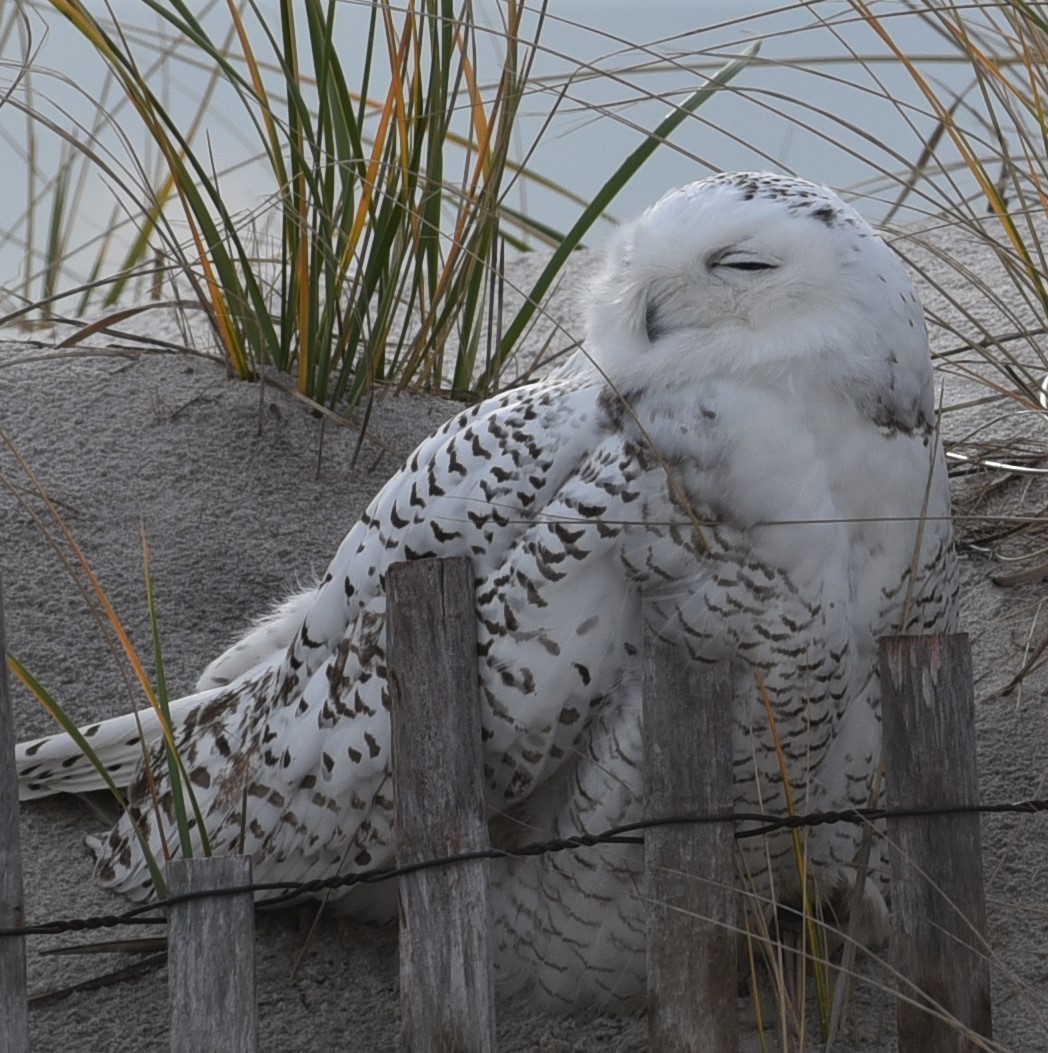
[643,616,737,1053]
[0,582,29,1053]
[880,633,992,1051]
[387,557,495,1053]
[167,856,257,1053]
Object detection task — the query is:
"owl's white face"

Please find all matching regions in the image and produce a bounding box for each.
[586,172,932,433]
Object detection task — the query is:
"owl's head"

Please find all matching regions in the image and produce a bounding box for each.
[586,172,933,433]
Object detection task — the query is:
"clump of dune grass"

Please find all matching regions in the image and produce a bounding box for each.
[0,1,753,408]
[849,0,1047,398]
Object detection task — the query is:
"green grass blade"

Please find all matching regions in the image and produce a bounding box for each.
[141,527,212,858]
[9,653,169,898]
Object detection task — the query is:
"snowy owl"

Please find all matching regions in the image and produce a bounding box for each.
[17,171,958,1008]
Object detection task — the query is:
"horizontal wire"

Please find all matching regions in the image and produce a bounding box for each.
[2,796,1044,940]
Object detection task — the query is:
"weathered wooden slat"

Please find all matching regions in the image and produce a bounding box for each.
[167,856,257,1053]
[643,619,737,1053]
[880,633,992,1051]
[0,583,29,1053]
[387,557,495,1053]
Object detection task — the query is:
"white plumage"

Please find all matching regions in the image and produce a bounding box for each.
[16,172,958,1007]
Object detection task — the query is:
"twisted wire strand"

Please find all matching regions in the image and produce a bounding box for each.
[4,796,1043,939]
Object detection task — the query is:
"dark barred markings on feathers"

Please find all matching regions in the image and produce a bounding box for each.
[16,171,958,1009]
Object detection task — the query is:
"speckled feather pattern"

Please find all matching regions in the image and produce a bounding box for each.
[16,172,959,1008]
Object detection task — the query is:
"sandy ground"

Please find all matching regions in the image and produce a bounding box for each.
[3,221,1048,1051]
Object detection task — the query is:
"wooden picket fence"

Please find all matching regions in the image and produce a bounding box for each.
[0,559,993,1052]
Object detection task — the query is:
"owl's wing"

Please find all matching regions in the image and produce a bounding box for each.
[81,369,697,900]
[221,377,708,896]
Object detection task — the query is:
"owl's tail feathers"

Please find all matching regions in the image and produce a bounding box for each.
[16,693,204,801]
